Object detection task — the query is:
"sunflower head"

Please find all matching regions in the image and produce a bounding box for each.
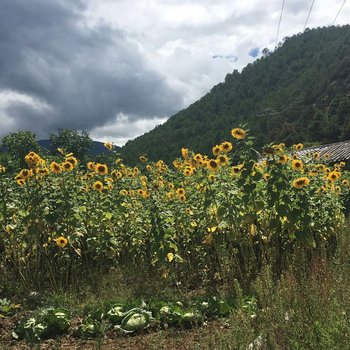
[207,159,219,172]
[176,188,185,196]
[292,177,310,189]
[231,128,246,140]
[179,194,186,202]
[62,162,73,172]
[220,141,233,153]
[217,155,229,166]
[104,142,113,151]
[92,181,104,191]
[19,169,31,179]
[183,167,194,176]
[327,171,340,182]
[212,145,222,157]
[139,155,147,163]
[292,159,303,171]
[95,163,108,175]
[293,143,304,151]
[50,162,62,174]
[66,156,78,168]
[17,179,26,186]
[181,148,189,160]
[55,236,68,248]
[278,155,288,164]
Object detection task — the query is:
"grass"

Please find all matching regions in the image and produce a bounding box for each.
[2,223,350,349]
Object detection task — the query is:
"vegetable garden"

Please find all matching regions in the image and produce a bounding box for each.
[1,127,349,348]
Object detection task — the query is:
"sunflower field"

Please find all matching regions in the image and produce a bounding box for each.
[0,128,349,293]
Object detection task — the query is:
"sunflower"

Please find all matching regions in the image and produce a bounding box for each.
[193,153,203,163]
[212,145,222,157]
[327,171,340,182]
[176,188,185,196]
[179,194,186,202]
[342,179,349,187]
[55,236,68,248]
[95,163,108,175]
[232,163,244,176]
[183,167,193,176]
[293,143,304,151]
[0,165,6,173]
[208,174,215,181]
[216,155,229,166]
[50,162,62,174]
[323,153,330,160]
[197,160,206,168]
[66,156,78,168]
[278,155,288,164]
[308,170,318,177]
[84,172,94,180]
[207,159,219,172]
[139,155,147,163]
[292,159,303,171]
[313,152,320,160]
[137,189,146,196]
[19,169,31,179]
[231,128,246,140]
[221,141,233,153]
[119,189,128,196]
[17,179,26,186]
[62,162,73,172]
[317,185,327,193]
[113,171,123,179]
[181,148,189,160]
[263,173,270,181]
[36,167,49,176]
[272,143,285,154]
[87,162,95,171]
[315,164,326,172]
[292,177,310,189]
[104,142,113,151]
[92,181,104,191]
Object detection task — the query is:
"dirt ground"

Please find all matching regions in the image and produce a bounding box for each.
[0,314,232,350]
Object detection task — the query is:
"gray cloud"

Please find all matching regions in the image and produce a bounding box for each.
[0,0,183,139]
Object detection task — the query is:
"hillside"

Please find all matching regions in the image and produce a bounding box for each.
[121,25,350,164]
[38,140,121,156]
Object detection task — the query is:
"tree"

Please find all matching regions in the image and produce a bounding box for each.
[49,128,92,160]
[1,131,39,169]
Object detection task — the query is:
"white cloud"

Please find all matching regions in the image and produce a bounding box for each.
[90,113,167,146]
[1,0,350,142]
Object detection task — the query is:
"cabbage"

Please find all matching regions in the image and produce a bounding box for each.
[117,308,152,333]
[107,304,125,324]
[181,309,202,327]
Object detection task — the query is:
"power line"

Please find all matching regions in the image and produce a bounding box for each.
[303,0,316,31]
[332,0,348,25]
[275,0,285,49]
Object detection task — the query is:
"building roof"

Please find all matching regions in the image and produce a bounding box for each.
[298,140,350,163]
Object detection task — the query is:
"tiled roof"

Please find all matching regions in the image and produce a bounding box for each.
[298,140,350,163]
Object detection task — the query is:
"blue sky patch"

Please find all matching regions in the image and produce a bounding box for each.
[249,47,260,58]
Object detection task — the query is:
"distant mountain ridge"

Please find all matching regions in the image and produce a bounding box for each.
[38,140,121,155]
[121,25,350,164]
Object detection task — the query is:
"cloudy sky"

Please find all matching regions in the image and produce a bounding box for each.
[0,0,349,145]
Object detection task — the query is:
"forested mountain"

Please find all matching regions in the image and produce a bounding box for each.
[121,25,350,164]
